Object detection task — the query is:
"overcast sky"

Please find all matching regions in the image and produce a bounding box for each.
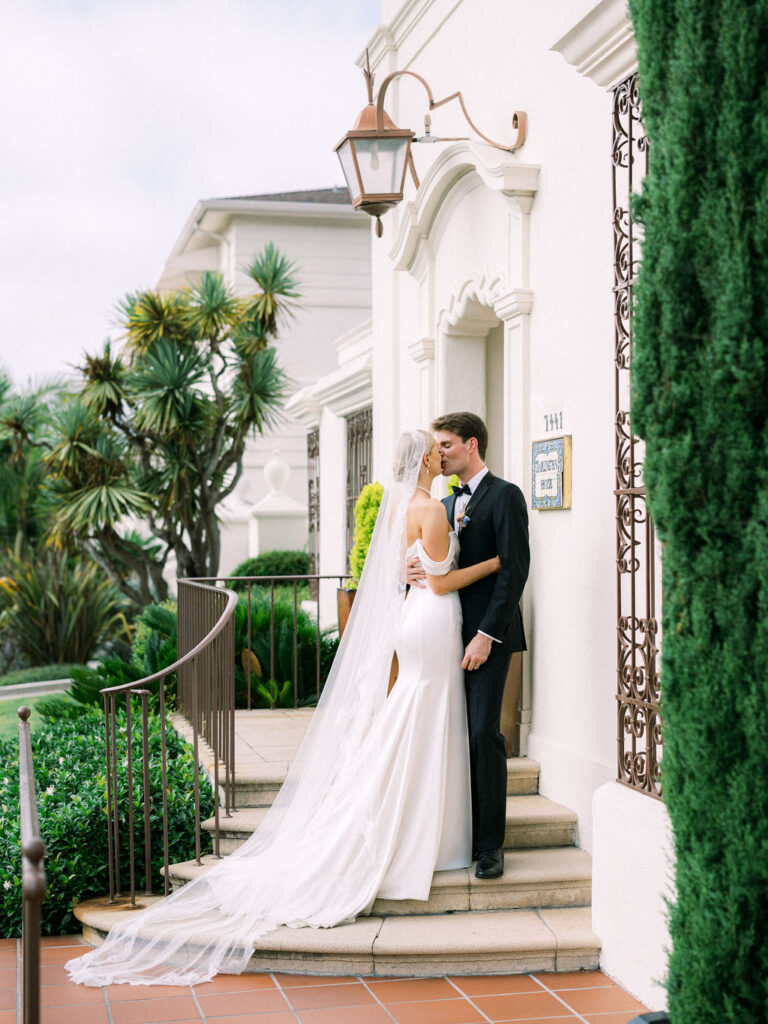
[0,0,380,388]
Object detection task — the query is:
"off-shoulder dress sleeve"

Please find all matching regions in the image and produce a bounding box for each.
[414,537,455,576]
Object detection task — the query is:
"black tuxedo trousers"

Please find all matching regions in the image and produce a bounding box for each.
[443,473,530,854]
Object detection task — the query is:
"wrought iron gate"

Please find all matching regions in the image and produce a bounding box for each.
[345,407,373,566]
[612,72,662,799]
[307,427,320,600]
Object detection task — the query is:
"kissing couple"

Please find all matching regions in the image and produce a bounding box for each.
[68,411,530,988]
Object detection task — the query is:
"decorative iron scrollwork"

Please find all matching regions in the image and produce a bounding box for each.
[613,72,662,799]
[307,428,320,598]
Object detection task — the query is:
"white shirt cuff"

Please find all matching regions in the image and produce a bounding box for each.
[478,630,501,644]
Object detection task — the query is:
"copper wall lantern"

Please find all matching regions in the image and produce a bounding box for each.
[335,54,528,237]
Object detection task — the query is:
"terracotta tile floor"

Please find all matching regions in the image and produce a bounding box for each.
[1,936,652,1024]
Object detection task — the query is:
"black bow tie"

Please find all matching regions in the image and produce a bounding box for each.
[452,483,472,496]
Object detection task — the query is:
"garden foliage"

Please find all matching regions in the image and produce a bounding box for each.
[0,550,130,666]
[1,246,298,609]
[39,593,338,716]
[347,483,383,589]
[629,1,768,1019]
[0,708,214,937]
[230,550,310,582]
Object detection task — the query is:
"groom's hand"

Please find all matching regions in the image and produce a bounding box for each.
[462,633,492,671]
[406,556,427,589]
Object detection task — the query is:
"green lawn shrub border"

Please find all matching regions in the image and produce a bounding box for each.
[0,707,214,937]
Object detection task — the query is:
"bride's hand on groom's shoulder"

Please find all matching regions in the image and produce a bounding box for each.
[406,556,427,588]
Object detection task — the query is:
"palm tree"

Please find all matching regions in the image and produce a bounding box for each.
[32,244,298,607]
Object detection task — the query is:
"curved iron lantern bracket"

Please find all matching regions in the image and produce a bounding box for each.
[375,69,528,162]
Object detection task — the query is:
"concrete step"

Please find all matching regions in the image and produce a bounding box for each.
[165,845,592,916]
[75,898,599,978]
[201,793,575,857]
[230,756,540,808]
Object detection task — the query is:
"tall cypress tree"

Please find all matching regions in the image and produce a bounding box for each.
[629,1,768,1020]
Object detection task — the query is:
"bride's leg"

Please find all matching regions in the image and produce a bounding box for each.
[387,652,399,696]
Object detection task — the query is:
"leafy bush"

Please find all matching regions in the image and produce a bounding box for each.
[131,599,177,666]
[229,551,311,603]
[231,550,309,580]
[233,594,338,707]
[38,592,339,718]
[37,602,179,721]
[347,482,383,589]
[0,550,129,665]
[0,707,214,937]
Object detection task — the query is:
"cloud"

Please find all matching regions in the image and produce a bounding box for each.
[0,0,380,385]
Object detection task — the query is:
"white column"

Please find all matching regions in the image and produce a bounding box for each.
[494,287,534,753]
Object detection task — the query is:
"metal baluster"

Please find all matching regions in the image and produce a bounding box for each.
[138,690,153,895]
[125,693,136,907]
[103,695,116,903]
[110,694,121,897]
[293,580,299,708]
[316,576,321,700]
[247,582,252,709]
[159,679,170,895]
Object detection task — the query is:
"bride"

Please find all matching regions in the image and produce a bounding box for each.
[67,430,500,987]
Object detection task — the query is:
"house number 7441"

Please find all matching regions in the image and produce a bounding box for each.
[544,412,563,432]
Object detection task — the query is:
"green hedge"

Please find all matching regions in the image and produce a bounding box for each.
[231,550,309,581]
[0,708,214,937]
[630,1,768,1020]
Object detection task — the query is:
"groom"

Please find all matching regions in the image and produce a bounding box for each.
[410,412,529,879]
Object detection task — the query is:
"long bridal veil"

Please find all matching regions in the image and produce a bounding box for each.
[67,430,430,986]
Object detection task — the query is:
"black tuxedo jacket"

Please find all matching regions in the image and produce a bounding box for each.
[443,472,529,654]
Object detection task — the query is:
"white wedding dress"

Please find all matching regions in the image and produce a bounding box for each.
[68,522,471,986]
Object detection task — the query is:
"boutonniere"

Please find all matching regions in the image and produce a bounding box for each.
[457,504,472,532]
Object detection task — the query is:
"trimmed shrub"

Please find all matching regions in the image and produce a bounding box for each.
[347,483,383,589]
[231,550,309,581]
[630,1,768,1019]
[0,708,214,936]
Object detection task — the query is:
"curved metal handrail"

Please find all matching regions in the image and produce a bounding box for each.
[100,579,238,906]
[99,580,239,696]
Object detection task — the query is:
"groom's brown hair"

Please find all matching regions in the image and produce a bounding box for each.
[431,412,489,460]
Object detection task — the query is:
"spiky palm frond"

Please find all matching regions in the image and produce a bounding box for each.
[0,392,45,447]
[137,439,202,520]
[243,243,300,336]
[130,339,208,436]
[124,289,190,356]
[78,340,128,418]
[231,347,288,432]
[185,271,245,343]
[45,399,104,481]
[49,481,152,544]
[231,317,270,357]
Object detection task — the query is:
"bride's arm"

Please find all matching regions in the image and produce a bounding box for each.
[429,557,501,595]
[420,505,500,595]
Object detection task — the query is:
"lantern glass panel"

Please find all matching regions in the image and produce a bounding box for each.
[336,139,361,202]
[353,136,409,196]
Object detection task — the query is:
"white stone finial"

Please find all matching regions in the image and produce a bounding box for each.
[263,450,290,495]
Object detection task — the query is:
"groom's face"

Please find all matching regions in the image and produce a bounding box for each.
[435,430,472,477]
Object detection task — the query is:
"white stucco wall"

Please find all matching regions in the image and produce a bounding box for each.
[348,0,671,1003]
[362,0,617,847]
[592,782,673,1009]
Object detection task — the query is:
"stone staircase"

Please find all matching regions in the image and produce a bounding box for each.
[76,711,600,976]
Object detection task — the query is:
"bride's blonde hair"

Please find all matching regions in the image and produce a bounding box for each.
[392,429,434,481]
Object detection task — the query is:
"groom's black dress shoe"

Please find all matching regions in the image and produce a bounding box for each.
[474,848,504,879]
